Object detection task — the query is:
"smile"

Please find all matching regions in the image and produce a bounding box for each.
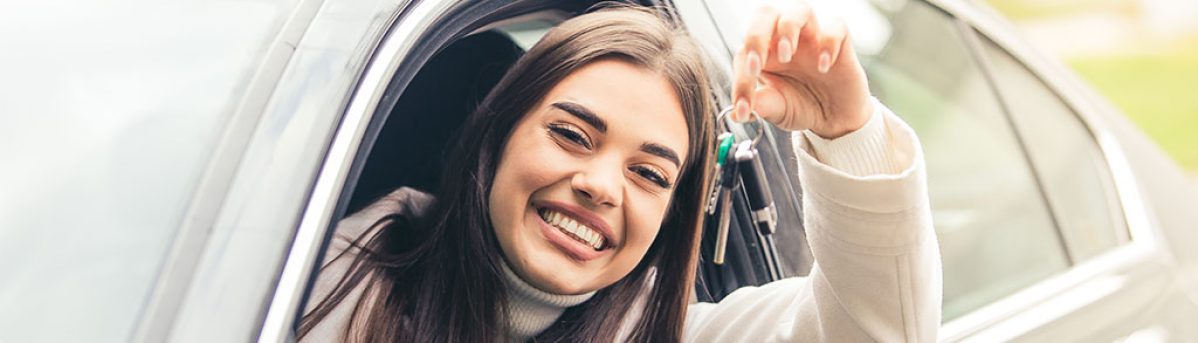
[538,208,606,251]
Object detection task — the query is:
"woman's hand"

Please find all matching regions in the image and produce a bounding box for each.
[731,4,872,139]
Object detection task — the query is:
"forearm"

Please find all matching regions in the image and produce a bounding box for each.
[684,100,941,342]
[793,99,941,341]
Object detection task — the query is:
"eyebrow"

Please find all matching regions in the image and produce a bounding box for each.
[641,142,681,168]
[551,101,607,133]
[551,100,680,167]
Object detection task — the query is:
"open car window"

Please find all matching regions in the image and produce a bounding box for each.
[289,1,671,338]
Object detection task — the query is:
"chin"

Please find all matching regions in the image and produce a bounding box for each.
[527,264,596,295]
[493,201,637,295]
[514,237,605,295]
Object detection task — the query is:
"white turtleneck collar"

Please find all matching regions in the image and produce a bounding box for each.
[501,262,595,342]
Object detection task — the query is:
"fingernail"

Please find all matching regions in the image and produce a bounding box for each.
[747,52,761,76]
[818,52,831,74]
[735,99,750,122]
[777,39,792,63]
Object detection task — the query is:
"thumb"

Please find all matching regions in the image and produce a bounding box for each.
[747,82,795,130]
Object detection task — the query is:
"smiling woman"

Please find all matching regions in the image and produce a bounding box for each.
[490,59,693,295]
[299,2,940,342]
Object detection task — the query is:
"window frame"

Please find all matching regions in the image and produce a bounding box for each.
[255,0,462,341]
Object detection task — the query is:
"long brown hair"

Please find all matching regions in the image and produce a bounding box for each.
[299,5,716,342]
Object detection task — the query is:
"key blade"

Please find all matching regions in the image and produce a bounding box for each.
[713,191,732,265]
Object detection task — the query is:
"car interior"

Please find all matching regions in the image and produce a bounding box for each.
[346,6,588,213]
[345,29,525,213]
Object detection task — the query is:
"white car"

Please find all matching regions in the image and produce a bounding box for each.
[1,0,1195,342]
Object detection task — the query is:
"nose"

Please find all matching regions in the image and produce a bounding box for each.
[570,164,623,208]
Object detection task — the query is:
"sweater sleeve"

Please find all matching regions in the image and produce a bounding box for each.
[683,98,942,342]
[299,188,434,342]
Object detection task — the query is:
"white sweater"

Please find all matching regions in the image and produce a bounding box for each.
[302,99,941,342]
[681,99,941,342]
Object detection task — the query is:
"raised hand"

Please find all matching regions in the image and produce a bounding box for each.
[731,3,873,139]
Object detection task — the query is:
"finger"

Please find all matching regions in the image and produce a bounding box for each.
[773,4,812,64]
[817,18,849,74]
[730,52,754,122]
[751,80,789,128]
[732,6,780,121]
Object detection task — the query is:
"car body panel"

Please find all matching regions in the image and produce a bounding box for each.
[160,0,412,338]
[0,0,306,341]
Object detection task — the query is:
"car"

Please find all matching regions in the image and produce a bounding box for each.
[2,0,1196,342]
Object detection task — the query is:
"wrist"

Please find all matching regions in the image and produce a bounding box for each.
[810,97,875,140]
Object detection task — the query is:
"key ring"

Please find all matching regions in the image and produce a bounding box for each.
[716,106,767,148]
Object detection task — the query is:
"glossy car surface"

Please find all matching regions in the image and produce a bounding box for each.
[1,0,1195,342]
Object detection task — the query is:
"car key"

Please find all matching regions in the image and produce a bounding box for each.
[712,139,743,265]
[706,133,735,215]
[733,140,777,234]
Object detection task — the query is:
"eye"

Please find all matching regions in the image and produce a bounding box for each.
[547,123,592,150]
[630,165,672,188]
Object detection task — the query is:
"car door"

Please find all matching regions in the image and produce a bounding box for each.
[0,0,354,342]
[100,0,416,341]
[942,5,1198,341]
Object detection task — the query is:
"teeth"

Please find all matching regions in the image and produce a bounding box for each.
[539,208,605,250]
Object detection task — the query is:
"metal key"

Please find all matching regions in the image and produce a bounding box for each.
[706,133,735,215]
[712,139,745,265]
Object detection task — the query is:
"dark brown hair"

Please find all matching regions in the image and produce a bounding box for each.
[299,5,715,342]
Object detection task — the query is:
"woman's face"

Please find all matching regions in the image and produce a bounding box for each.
[490,59,690,295]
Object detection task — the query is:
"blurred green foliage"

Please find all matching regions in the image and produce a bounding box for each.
[1067,43,1198,171]
[988,0,1197,172]
[987,0,1133,19]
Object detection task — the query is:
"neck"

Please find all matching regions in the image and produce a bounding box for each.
[501,263,595,342]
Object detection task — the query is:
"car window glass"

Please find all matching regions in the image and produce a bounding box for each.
[855,2,1070,320]
[977,34,1128,261]
[0,1,293,341]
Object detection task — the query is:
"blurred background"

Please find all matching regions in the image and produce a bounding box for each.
[984,0,1198,181]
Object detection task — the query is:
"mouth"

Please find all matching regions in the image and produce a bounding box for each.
[530,200,618,262]
[537,207,608,251]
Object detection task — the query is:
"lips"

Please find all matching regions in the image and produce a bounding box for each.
[532,200,617,261]
[539,208,606,250]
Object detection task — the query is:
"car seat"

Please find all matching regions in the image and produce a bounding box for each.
[347,31,524,213]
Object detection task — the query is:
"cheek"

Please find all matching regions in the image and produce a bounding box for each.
[499,139,567,191]
[490,128,570,224]
[620,194,674,256]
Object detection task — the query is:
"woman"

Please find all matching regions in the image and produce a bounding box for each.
[301,3,940,342]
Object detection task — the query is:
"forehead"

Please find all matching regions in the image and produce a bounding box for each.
[543,59,690,160]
